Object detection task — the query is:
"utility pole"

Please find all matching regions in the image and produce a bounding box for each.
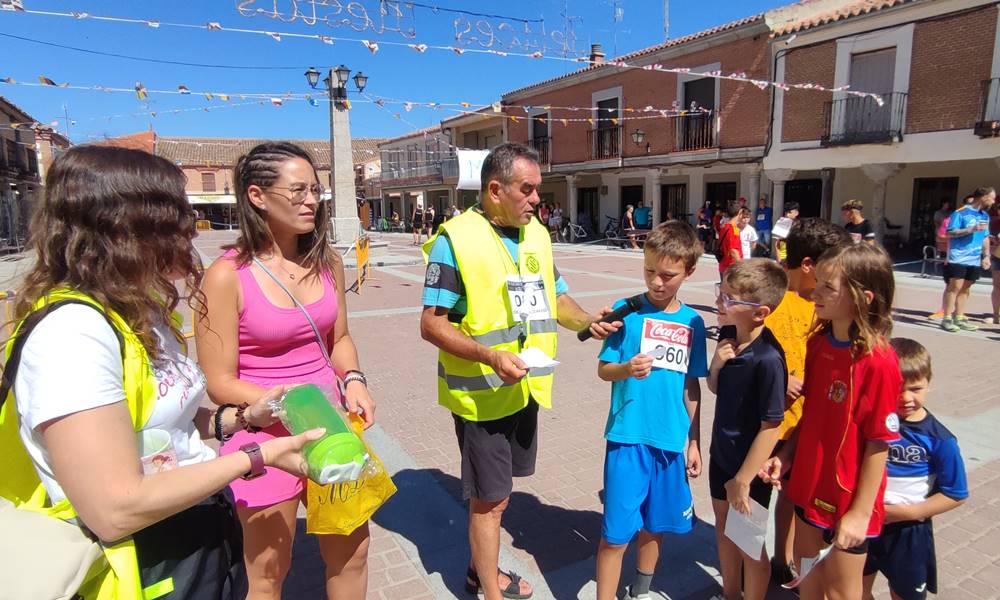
[663,0,669,41]
[62,103,71,141]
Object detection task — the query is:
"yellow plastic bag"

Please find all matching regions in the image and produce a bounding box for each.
[305,416,396,536]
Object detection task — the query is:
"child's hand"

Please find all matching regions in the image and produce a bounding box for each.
[786,375,804,403]
[758,456,788,489]
[724,478,751,515]
[883,504,918,524]
[833,509,869,550]
[686,441,702,478]
[710,339,737,372]
[625,353,654,380]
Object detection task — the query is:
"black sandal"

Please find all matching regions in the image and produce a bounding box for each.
[465,566,533,599]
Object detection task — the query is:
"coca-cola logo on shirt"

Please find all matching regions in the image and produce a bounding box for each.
[643,320,691,346]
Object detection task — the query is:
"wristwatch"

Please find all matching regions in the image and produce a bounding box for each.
[239,442,266,480]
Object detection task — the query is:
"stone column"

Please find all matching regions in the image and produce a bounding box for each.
[765,169,796,220]
[646,169,661,224]
[861,163,903,242]
[566,175,579,240]
[329,97,360,244]
[687,169,704,218]
[820,168,835,221]
[747,165,762,207]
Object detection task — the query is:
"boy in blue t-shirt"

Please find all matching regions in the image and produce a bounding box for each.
[863,338,969,600]
[595,221,708,600]
[708,258,788,600]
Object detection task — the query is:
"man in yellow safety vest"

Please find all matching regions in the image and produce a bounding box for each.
[420,143,619,600]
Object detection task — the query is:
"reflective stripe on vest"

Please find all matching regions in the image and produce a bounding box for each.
[0,289,161,599]
[423,210,559,421]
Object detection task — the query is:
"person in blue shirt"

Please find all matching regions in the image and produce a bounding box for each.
[755,198,773,251]
[708,258,788,600]
[595,221,708,600]
[941,187,995,332]
[863,338,969,600]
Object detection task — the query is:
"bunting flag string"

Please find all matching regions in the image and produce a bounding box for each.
[7,7,884,104]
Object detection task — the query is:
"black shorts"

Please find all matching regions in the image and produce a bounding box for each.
[991,255,1000,272]
[794,505,869,555]
[943,262,982,283]
[708,459,773,509]
[864,520,936,600]
[453,400,539,502]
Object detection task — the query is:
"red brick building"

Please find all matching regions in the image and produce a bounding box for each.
[764,0,1000,246]
[502,16,775,233]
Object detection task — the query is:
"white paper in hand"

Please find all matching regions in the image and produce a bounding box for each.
[517,347,559,370]
[772,217,794,239]
[782,545,834,589]
[724,502,769,560]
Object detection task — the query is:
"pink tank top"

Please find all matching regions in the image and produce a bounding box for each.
[228,253,338,388]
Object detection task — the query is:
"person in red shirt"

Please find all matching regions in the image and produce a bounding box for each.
[760,242,901,600]
[718,204,749,278]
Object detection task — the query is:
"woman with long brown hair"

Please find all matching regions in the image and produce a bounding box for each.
[0,145,321,599]
[196,141,375,599]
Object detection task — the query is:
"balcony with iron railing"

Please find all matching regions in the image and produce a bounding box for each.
[529,136,550,165]
[378,160,444,185]
[822,92,908,146]
[674,111,717,152]
[588,126,621,160]
[975,78,1000,138]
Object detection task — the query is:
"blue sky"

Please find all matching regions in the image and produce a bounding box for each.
[1,0,780,143]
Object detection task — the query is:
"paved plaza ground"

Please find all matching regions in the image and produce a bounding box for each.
[2,230,997,599]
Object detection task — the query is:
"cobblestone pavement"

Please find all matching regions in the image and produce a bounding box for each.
[5,230,997,599]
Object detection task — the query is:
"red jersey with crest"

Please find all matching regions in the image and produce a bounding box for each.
[786,334,902,536]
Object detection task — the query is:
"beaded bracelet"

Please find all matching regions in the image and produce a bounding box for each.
[235,403,262,433]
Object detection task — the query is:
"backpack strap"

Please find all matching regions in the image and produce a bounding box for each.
[0,299,125,410]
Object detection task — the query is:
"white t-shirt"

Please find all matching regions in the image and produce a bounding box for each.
[14,304,215,504]
[740,224,759,258]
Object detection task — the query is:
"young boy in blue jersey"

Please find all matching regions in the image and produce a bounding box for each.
[595,221,708,600]
[863,338,969,600]
[708,258,788,600]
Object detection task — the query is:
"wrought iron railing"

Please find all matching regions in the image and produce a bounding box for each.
[379,161,443,184]
[441,155,459,179]
[975,78,1000,138]
[588,126,621,160]
[675,111,717,151]
[529,136,550,164]
[822,92,907,146]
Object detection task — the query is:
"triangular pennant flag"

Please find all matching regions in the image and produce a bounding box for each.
[587,118,594,125]
[375,99,386,107]
[611,118,619,125]
[267,32,281,42]
[134,81,147,100]
[451,47,465,55]
[146,20,160,28]
[644,105,654,112]
[751,80,768,90]
[270,97,283,106]
[206,22,223,30]
[409,43,428,52]
[459,101,470,107]
[178,85,190,94]
[218,94,230,102]
[344,99,352,110]
[203,107,210,112]
[560,119,568,127]
[538,117,547,124]
[319,36,333,45]
[523,106,532,113]
[71,12,88,19]
[491,101,502,113]
[10,123,19,129]
[393,113,401,119]
[510,116,520,123]
[308,98,319,107]
[38,76,57,86]
[58,82,69,88]
[204,92,214,101]
[529,51,543,59]
[404,102,413,112]
[150,112,157,118]
[493,51,508,57]
[362,39,379,53]
[2,77,14,84]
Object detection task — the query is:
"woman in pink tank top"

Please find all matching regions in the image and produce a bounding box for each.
[195,142,375,600]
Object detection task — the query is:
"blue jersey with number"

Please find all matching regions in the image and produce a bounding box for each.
[884,411,968,505]
[598,295,707,452]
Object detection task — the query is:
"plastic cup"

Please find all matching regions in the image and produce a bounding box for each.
[138,428,178,474]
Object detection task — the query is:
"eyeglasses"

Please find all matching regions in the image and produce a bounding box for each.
[266,184,324,205]
[715,283,762,309]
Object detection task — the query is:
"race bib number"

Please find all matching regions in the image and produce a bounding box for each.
[506,276,550,322]
[639,318,692,373]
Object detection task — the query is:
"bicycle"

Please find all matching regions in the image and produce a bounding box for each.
[564,221,589,242]
[603,215,622,240]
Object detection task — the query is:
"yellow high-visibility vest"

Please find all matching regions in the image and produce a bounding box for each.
[0,289,167,599]
[424,210,558,422]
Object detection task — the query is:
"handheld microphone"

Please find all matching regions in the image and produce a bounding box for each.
[577,294,644,341]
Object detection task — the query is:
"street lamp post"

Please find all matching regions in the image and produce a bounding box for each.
[305,65,368,244]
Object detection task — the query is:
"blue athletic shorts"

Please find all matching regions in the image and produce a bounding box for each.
[602,441,694,544]
[864,520,936,600]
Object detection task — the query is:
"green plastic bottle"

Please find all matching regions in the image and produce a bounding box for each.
[277,384,369,485]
